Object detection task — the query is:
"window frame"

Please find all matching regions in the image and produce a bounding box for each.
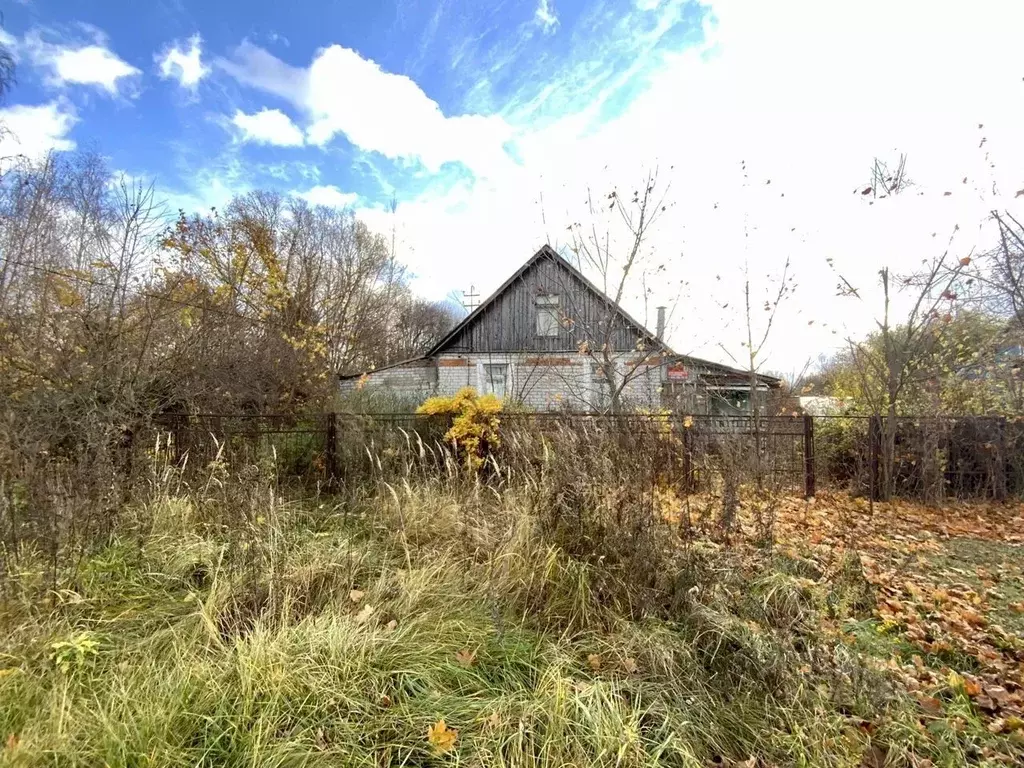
[535,294,561,337]
[481,363,509,399]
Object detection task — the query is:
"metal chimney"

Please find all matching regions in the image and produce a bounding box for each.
[656,306,666,341]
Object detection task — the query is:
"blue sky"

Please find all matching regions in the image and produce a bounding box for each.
[2,0,1023,373]
[0,0,706,212]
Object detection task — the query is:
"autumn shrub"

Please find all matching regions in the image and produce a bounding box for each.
[416,387,502,470]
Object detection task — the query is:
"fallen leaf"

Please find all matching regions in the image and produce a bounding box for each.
[384,619,398,632]
[986,686,1011,707]
[861,744,888,768]
[622,657,639,674]
[484,711,501,730]
[379,694,392,708]
[918,695,943,714]
[5,733,18,751]
[964,679,982,697]
[961,609,986,627]
[427,719,457,754]
[349,589,365,603]
[354,604,376,624]
[988,718,1007,734]
[1008,601,1024,614]
[587,653,603,671]
[455,648,476,668]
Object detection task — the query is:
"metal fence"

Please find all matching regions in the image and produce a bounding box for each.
[145,411,1024,501]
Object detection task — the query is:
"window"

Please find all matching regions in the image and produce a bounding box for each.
[482,363,508,399]
[536,294,560,337]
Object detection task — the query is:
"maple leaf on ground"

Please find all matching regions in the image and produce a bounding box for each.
[348,589,365,603]
[622,657,639,674]
[587,653,603,671]
[427,719,457,754]
[454,648,476,668]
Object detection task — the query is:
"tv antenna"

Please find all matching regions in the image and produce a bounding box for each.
[462,285,479,312]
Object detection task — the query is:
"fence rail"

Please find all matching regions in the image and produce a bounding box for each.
[142,412,1024,502]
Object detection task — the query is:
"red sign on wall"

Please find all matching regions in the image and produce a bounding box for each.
[667,364,689,381]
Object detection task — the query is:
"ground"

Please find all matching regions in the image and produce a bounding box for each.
[0,487,1022,767]
[766,493,1024,744]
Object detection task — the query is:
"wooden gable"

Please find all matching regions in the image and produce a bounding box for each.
[429,246,661,355]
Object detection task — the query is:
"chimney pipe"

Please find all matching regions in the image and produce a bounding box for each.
[656,306,666,341]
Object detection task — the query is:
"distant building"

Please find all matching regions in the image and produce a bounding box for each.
[340,245,778,412]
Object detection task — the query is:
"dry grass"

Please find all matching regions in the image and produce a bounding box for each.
[0,465,1022,766]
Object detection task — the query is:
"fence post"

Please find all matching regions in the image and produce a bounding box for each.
[869,415,882,502]
[803,413,816,499]
[997,416,1008,502]
[325,412,338,489]
[682,419,693,493]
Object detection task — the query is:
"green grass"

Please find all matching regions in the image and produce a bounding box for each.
[926,537,1024,635]
[0,486,1020,767]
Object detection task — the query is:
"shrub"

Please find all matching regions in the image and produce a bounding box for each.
[416,388,502,470]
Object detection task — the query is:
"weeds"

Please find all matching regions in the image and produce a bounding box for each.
[0,430,1021,766]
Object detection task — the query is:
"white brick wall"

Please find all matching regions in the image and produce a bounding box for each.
[342,352,664,412]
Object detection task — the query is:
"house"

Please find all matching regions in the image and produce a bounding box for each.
[339,245,779,413]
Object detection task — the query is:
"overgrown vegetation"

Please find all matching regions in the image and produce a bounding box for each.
[1,429,1021,766]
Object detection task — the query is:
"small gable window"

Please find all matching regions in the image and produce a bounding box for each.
[536,294,560,337]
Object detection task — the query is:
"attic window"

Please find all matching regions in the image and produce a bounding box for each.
[536,294,560,337]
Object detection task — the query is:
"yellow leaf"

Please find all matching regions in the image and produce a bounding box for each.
[455,648,476,668]
[683,416,693,429]
[587,653,602,671]
[349,589,365,603]
[427,719,457,754]
[622,657,639,674]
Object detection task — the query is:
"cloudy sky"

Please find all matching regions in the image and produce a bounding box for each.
[1,0,1023,375]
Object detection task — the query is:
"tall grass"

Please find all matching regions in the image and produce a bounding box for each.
[0,446,1005,767]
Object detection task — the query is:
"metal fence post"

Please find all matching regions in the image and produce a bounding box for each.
[869,414,882,502]
[682,420,693,493]
[803,413,816,499]
[997,416,1008,501]
[325,412,338,489]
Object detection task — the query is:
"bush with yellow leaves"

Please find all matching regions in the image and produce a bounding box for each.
[416,387,502,470]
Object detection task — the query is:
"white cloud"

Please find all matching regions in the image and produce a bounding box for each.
[535,0,560,34]
[357,0,1024,374]
[216,41,307,103]
[219,42,513,177]
[7,27,140,96]
[156,34,209,90]
[230,108,305,146]
[51,45,139,94]
[0,101,77,160]
[295,184,358,208]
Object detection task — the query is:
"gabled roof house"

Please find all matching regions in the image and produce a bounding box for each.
[340,245,779,413]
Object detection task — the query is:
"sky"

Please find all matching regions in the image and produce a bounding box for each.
[1,0,1023,376]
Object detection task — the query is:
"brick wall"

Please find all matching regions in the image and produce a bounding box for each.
[341,353,663,411]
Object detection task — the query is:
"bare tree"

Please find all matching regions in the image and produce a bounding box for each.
[840,230,972,500]
[552,170,678,412]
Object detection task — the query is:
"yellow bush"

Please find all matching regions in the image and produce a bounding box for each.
[417,387,502,470]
